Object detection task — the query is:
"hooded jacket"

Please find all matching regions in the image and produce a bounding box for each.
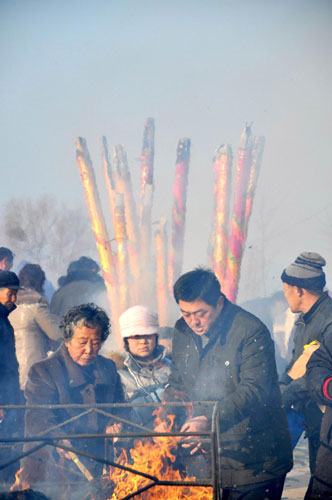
[164,298,292,488]
[9,288,61,389]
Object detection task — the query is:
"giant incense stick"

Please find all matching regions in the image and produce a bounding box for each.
[244,136,265,240]
[168,138,191,292]
[112,144,140,301]
[224,125,253,302]
[75,137,121,344]
[154,217,170,327]
[212,144,233,288]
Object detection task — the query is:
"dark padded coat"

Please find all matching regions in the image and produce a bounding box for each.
[164,298,293,488]
[0,303,20,405]
[22,343,125,485]
[305,332,332,499]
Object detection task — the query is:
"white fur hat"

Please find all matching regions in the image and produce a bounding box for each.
[119,305,159,338]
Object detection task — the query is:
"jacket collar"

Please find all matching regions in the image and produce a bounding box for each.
[0,302,16,318]
[124,344,168,372]
[59,343,108,387]
[297,291,330,325]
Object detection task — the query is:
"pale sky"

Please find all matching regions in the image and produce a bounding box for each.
[1,0,332,301]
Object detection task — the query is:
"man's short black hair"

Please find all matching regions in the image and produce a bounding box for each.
[0,247,14,262]
[173,267,224,307]
[60,303,110,342]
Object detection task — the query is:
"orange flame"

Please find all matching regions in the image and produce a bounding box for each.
[10,467,30,492]
[109,411,211,499]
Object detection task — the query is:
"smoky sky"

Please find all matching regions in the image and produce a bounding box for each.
[1,0,332,301]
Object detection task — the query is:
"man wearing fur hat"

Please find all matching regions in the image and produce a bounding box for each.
[280,251,332,471]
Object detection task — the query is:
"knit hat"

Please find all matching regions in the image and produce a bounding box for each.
[0,271,24,290]
[119,305,159,338]
[281,252,326,290]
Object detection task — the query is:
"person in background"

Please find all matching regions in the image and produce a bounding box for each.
[305,331,332,499]
[0,248,14,271]
[116,305,171,428]
[279,252,332,468]
[9,264,62,393]
[0,271,21,487]
[50,256,106,318]
[22,303,125,493]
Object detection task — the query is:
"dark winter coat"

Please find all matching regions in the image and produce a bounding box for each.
[22,343,125,485]
[0,303,20,406]
[50,270,107,318]
[279,293,332,436]
[164,298,293,488]
[305,332,332,499]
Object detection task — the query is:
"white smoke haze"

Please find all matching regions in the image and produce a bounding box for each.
[1,0,332,303]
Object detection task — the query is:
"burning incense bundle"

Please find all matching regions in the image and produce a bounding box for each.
[244,136,265,240]
[224,125,253,302]
[212,144,233,288]
[154,217,170,327]
[75,137,121,344]
[168,138,191,293]
[112,144,140,298]
[113,193,130,313]
[139,119,155,302]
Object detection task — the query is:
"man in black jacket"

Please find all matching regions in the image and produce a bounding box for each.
[279,252,332,471]
[305,330,332,499]
[0,271,21,487]
[161,268,292,500]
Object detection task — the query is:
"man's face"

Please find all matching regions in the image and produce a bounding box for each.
[283,283,302,313]
[0,287,18,311]
[0,258,13,271]
[65,325,103,366]
[179,297,223,336]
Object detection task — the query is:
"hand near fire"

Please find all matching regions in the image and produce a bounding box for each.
[180,415,209,455]
[56,439,73,460]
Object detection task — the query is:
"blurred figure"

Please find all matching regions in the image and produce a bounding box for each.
[117,306,171,428]
[50,256,106,317]
[0,271,21,487]
[305,332,332,499]
[0,248,14,271]
[10,264,61,392]
[22,304,125,493]
[279,252,332,468]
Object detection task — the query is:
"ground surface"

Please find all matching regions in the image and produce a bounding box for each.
[283,436,310,500]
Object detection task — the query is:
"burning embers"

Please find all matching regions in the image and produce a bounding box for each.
[10,410,212,500]
[109,414,212,500]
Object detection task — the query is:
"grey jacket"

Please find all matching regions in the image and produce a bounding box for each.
[118,345,171,427]
[164,298,293,488]
[10,288,61,389]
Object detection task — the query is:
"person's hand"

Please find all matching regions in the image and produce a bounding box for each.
[288,342,320,380]
[106,422,122,435]
[56,439,72,460]
[0,409,4,424]
[180,416,209,455]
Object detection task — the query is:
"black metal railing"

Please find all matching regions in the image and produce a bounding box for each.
[0,402,221,500]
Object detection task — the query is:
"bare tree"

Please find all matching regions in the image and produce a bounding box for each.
[2,195,97,284]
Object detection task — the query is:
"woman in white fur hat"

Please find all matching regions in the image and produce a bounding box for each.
[117,305,171,428]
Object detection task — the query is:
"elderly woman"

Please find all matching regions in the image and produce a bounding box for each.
[10,264,61,392]
[22,303,125,494]
[117,305,171,428]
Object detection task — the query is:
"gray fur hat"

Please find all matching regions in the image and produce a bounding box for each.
[281,252,326,290]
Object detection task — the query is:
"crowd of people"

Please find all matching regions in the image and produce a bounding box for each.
[0,246,332,499]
